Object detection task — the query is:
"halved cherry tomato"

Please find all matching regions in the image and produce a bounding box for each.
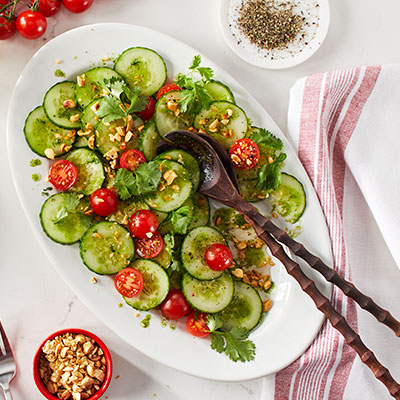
[120,149,146,172]
[135,232,164,259]
[229,138,260,170]
[16,10,47,40]
[35,0,62,17]
[90,188,118,217]
[160,289,190,320]
[62,0,93,13]
[128,209,159,239]
[138,96,156,121]
[156,84,181,100]
[114,267,144,298]
[186,311,210,338]
[204,243,233,271]
[48,160,78,191]
[0,14,16,40]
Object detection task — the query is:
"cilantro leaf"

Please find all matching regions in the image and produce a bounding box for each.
[206,314,255,362]
[104,77,125,98]
[256,152,287,192]
[250,128,283,151]
[53,193,80,224]
[189,55,201,70]
[163,233,182,273]
[170,205,193,235]
[197,67,214,82]
[95,95,126,122]
[114,162,162,200]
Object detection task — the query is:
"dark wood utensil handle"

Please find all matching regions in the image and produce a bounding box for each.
[239,201,400,337]
[233,200,400,399]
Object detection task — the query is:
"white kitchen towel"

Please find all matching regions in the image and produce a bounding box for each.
[261,65,400,399]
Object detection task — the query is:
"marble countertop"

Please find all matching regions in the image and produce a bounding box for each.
[1,1,400,399]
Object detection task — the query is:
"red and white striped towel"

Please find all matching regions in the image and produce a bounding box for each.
[261,66,400,400]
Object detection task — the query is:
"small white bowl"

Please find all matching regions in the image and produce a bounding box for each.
[219,0,330,69]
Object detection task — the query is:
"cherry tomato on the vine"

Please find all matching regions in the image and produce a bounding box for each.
[90,188,118,217]
[135,232,164,259]
[35,0,62,17]
[229,138,260,170]
[0,14,16,40]
[138,96,156,121]
[128,209,159,239]
[120,149,146,172]
[62,0,93,13]
[48,160,78,191]
[160,289,190,320]
[204,243,233,271]
[156,84,181,100]
[114,267,144,298]
[186,311,210,338]
[16,10,46,40]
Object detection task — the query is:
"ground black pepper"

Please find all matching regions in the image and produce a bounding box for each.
[237,0,303,51]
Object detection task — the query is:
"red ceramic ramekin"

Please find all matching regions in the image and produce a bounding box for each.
[33,328,113,400]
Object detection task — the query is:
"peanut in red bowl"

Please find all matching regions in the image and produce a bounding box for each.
[33,328,112,400]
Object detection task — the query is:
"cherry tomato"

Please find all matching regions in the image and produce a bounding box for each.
[62,0,93,13]
[204,243,233,271]
[119,149,146,172]
[138,96,156,121]
[16,10,46,40]
[229,138,260,170]
[160,289,190,320]
[90,188,118,217]
[135,232,164,259]
[186,311,210,338]
[114,267,144,298]
[0,14,16,40]
[128,209,159,239]
[35,0,62,17]
[156,84,181,100]
[48,160,78,191]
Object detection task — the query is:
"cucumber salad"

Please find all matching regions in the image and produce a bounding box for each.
[24,47,306,363]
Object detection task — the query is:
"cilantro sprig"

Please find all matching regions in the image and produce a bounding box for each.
[256,152,287,192]
[207,315,255,363]
[166,205,193,235]
[175,55,214,116]
[114,161,162,200]
[250,128,283,151]
[95,77,148,123]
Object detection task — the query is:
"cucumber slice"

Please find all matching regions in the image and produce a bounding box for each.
[218,281,262,331]
[24,106,75,158]
[80,221,134,275]
[182,272,234,313]
[66,148,105,196]
[204,80,235,103]
[143,159,192,212]
[40,193,93,245]
[151,245,171,269]
[181,226,226,280]
[114,47,167,96]
[106,198,149,225]
[43,81,81,129]
[123,259,169,310]
[269,173,306,224]
[155,91,193,137]
[194,101,248,148]
[95,116,143,157]
[188,193,210,230]
[139,120,160,161]
[156,149,200,194]
[75,67,123,108]
[239,179,268,202]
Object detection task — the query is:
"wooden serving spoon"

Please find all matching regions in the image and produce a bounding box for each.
[159,130,400,399]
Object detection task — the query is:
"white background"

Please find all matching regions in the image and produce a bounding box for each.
[1,0,400,399]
